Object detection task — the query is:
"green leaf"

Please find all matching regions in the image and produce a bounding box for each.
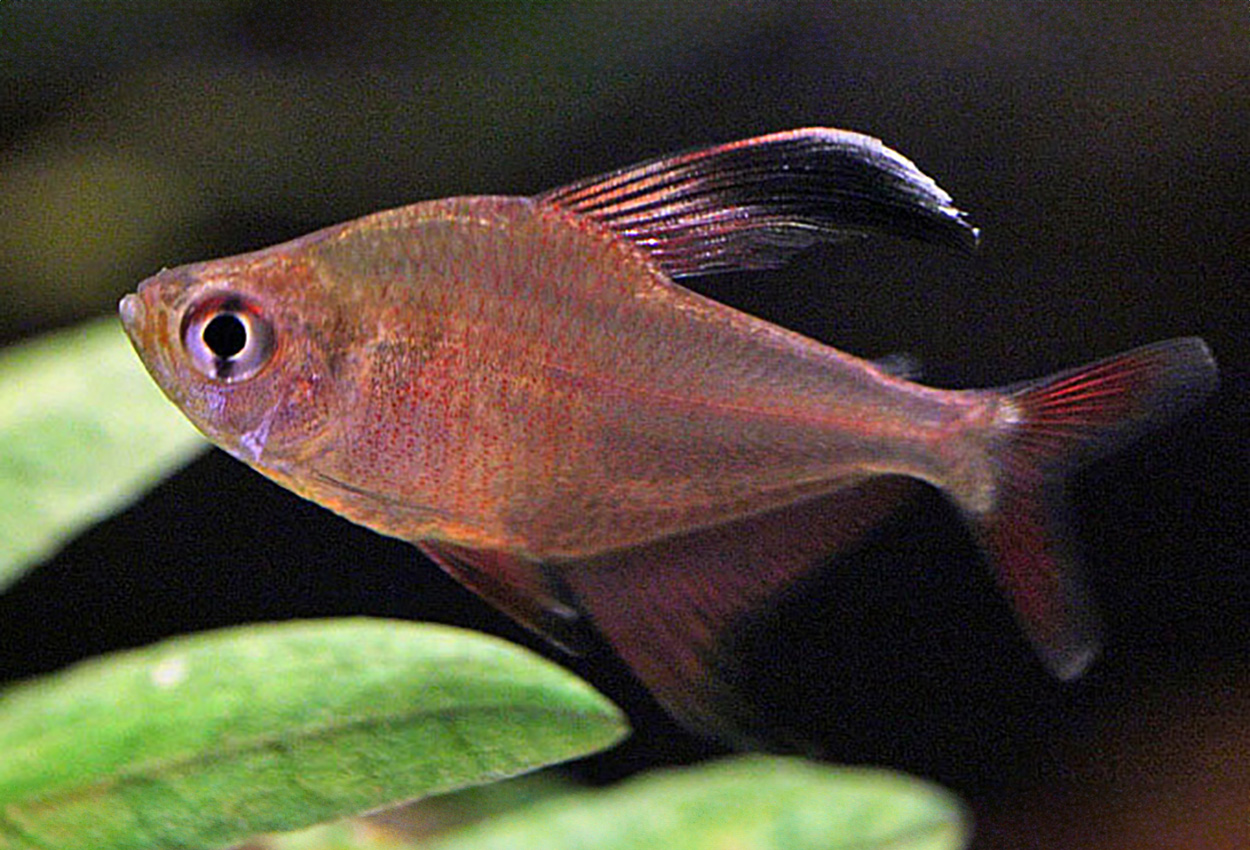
[0,618,629,850]
[257,771,572,850]
[426,755,969,850]
[0,316,206,591]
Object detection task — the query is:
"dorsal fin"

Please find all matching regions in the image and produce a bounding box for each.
[536,127,978,278]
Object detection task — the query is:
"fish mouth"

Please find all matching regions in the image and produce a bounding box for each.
[118,292,144,338]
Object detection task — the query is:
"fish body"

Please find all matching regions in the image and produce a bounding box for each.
[120,129,1218,739]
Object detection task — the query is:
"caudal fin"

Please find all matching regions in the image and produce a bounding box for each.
[973,337,1217,680]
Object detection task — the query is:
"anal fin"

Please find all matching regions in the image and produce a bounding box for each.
[556,477,919,740]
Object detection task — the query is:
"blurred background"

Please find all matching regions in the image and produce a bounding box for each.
[1,2,1247,848]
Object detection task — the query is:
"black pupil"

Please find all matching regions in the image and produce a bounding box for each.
[203,313,248,359]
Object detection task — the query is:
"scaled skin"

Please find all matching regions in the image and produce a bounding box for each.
[122,196,1001,561]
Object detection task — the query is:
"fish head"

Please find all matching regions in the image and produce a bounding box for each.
[119,245,354,474]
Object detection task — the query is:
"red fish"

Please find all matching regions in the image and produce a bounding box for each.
[119,129,1218,737]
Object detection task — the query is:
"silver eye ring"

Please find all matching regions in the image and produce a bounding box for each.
[181,294,275,383]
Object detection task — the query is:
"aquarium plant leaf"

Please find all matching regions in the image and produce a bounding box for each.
[256,772,572,850]
[427,755,968,850]
[0,618,628,850]
[0,316,206,591]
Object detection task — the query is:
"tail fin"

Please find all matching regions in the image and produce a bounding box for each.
[972,337,1217,679]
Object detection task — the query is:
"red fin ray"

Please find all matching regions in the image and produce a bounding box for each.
[536,128,978,278]
[972,337,1218,679]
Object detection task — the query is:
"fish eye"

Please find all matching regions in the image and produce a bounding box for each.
[181,295,275,383]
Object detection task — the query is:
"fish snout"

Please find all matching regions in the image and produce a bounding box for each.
[119,269,183,348]
[118,276,180,377]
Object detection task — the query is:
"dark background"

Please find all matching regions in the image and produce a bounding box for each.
[1,3,1247,848]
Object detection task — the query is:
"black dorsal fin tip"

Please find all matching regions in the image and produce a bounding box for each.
[537,127,979,278]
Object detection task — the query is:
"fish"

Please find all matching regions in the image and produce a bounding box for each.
[119,128,1218,740]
